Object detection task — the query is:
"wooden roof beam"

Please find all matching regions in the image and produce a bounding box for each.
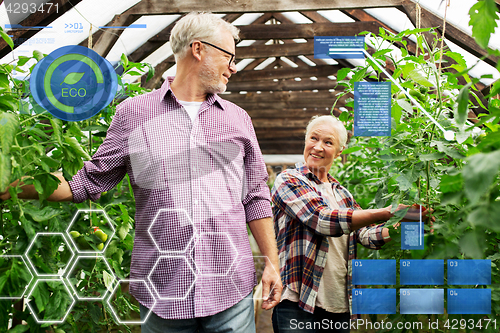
[150,21,384,43]
[127,0,406,15]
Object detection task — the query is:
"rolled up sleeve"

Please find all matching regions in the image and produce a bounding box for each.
[68,108,127,203]
[241,114,272,222]
[272,171,354,237]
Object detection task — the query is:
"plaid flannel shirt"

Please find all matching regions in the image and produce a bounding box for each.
[271,163,387,320]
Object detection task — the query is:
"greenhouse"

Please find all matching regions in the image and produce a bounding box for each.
[0,0,499,332]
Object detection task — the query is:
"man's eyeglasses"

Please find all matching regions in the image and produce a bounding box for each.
[191,41,236,67]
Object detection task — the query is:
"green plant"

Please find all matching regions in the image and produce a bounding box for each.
[0,26,153,332]
[331,8,500,332]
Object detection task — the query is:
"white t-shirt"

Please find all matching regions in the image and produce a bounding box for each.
[178,100,203,122]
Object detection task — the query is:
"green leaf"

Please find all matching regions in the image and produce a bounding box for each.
[16,55,31,67]
[351,67,367,83]
[418,152,445,161]
[23,205,62,222]
[121,53,129,68]
[0,95,19,112]
[32,281,50,313]
[44,288,70,320]
[33,50,44,62]
[391,102,402,124]
[103,270,115,292]
[459,228,486,259]
[0,29,14,49]
[396,173,412,191]
[8,325,30,333]
[50,118,63,146]
[371,49,392,59]
[61,72,85,85]
[0,112,19,154]
[468,0,499,49]
[467,202,500,233]
[117,222,130,240]
[407,69,434,87]
[336,68,351,81]
[463,150,500,204]
[146,63,154,82]
[0,154,12,193]
[89,302,102,324]
[0,274,8,293]
[433,141,466,159]
[440,174,463,193]
[64,136,91,160]
[341,146,362,154]
[455,82,472,126]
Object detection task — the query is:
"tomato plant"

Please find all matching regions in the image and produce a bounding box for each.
[331,11,500,332]
[0,30,153,331]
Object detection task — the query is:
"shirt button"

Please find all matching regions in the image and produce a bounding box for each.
[194,199,199,205]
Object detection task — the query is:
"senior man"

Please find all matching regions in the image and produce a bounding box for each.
[1,12,281,333]
[271,115,430,332]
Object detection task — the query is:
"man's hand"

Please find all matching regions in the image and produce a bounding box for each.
[261,263,283,310]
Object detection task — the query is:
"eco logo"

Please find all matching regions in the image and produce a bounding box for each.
[30,45,117,121]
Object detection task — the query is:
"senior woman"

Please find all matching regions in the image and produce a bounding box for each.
[271,115,424,333]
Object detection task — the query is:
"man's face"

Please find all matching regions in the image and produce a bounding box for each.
[303,122,342,180]
[199,29,237,94]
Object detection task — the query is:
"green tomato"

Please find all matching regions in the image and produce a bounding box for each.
[97,243,104,251]
[69,231,80,238]
[94,229,108,242]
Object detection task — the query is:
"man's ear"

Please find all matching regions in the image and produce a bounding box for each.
[191,42,203,61]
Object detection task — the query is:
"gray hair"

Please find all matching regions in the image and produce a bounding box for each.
[305,115,348,150]
[170,12,240,61]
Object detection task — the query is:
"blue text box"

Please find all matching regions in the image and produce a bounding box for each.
[447,260,491,285]
[352,289,396,314]
[314,36,365,59]
[353,82,391,137]
[401,222,424,250]
[447,289,491,314]
[352,260,396,285]
[400,289,444,314]
[400,260,444,285]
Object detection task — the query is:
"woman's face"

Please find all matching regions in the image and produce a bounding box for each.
[303,122,342,181]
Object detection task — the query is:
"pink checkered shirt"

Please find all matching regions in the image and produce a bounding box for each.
[68,77,272,319]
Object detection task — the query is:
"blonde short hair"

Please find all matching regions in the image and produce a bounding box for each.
[305,115,348,150]
[170,12,240,61]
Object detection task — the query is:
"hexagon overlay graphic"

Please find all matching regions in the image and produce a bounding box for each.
[190,232,238,276]
[65,255,117,301]
[230,255,280,300]
[107,279,157,324]
[26,278,75,324]
[66,209,115,253]
[0,255,34,299]
[148,256,196,300]
[148,209,195,253]
[24,232,75,277]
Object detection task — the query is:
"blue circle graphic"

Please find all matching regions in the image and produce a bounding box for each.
[30,45,118,121]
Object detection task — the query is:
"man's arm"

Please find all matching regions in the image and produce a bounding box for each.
[248,216,283,310]
[0,172,73,202]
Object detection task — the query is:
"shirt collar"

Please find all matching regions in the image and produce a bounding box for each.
[294,162,338,184]
[159,76,225,111]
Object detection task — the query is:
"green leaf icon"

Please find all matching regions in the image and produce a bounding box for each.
[61,72,85,85]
